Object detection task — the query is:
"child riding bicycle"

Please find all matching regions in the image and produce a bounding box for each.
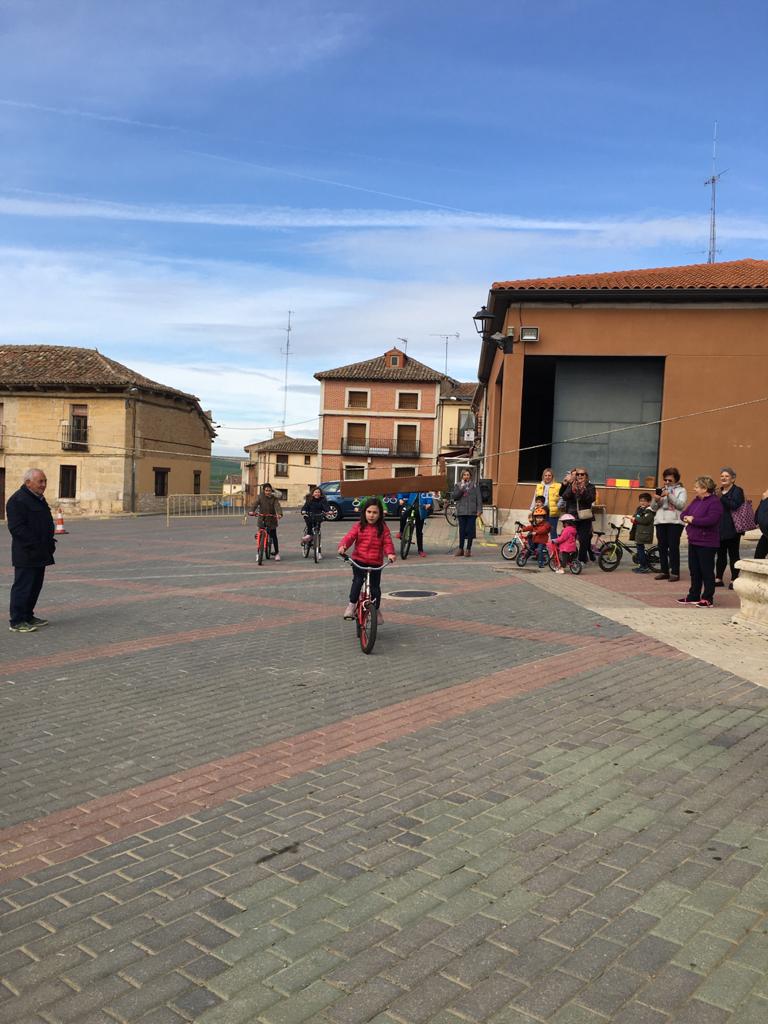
[548,513,578,573]
[338,498,395,621]
[520,500,551,567]
[250,483,283,561]
[301,486,330,553]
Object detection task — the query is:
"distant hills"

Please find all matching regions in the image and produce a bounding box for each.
[209,455,242,494]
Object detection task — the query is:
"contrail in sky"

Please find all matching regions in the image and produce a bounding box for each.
[0,98,190,134]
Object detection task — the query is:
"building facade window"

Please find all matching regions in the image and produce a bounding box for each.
[275,455,289,476]
[193,470,201,495]
[397,391,420,410]
[343,464,366,480]
[394,466,417,478]
[304,455,311,465]
[64,403,88,450]
[346,389,369,409]
[154,468,169,497]
[59,465,77,499]
[395,423,419,456]
[390,355,399,366]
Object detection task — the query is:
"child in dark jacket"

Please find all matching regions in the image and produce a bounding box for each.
[301,487,330,546]
[630,492,655,574]
[339,499,396,621]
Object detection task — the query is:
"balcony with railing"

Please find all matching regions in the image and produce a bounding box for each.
[341,436,420,458]
[61,422,89,451]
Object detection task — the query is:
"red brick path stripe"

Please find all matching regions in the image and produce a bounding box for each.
[0,636,677,881]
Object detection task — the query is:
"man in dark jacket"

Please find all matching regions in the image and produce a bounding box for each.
[6,468,56,632]
[756,488,768,560]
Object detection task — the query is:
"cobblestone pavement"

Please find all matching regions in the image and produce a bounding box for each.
[2,514,768,1024]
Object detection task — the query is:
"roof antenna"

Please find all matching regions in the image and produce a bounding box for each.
[705,121,726,264]
[396,336,408,353]
[280,310,292,430]
[430,333,460,375]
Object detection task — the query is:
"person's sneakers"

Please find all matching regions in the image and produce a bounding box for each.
[28,617,49,627]
[9,621,36,632]
[654,573,670,580]
[418,551,426,558]
[302,534,311,542]
[554,568,565,574]
[676,596,698,604]
[632,567,651,574]
[343,603,355,619]
[714,580,724,588]
[464,550,472,558]
[274,554,281,561]
[697,599,714,607]
[454,549,464,556]
[668,574,680,583]
[317,553,322,560]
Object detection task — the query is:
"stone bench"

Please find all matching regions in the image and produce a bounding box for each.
[733,558,768,632]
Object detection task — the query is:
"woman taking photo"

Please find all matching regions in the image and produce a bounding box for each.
[451,469,483,557]
[559,467,596,564]
[715,467,745,590]
[651,468,687,582]
[530,468,561,539]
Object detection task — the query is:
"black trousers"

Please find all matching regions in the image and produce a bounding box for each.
[575,519,593,562]
[400,510,424,552]
[687,544,717,602]
[9,566,46,626]
[716,536,741,581]
[458,515,476,550]
[655,523,684,576]
[349,564,382,608]
[755,535,768,560]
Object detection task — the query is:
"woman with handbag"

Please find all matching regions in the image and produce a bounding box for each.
[559,467,597,565]
[715,467,745,590]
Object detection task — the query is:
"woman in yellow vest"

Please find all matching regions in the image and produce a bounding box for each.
[530,468,561,537]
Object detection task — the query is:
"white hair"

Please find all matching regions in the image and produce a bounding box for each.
[23,468,44,482]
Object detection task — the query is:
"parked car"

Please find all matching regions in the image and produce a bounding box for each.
[318,480,400,522]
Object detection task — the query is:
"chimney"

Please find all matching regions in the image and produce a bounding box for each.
[272,430,286,438]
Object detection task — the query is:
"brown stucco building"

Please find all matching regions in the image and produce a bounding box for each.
[476,259,768,515]
[0,345,214,515]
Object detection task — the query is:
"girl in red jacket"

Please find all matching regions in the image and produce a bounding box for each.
[339,499,396,620]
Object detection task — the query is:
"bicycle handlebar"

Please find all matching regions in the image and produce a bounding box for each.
[249,511,280,521]
[339,555,391,571]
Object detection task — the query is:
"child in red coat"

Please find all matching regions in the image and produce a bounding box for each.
[520,508,551,567]
[339,499,396,621]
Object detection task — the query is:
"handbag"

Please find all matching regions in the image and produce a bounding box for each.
[576,499,593,521]
[732,500,757,533]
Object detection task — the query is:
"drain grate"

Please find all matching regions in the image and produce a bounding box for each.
[388,590,438,599]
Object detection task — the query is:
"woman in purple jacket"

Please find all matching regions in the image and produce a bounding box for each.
[677,476,724,607]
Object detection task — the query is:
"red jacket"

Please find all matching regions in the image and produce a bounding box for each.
[522,520,551,544]
[340,522,395,564]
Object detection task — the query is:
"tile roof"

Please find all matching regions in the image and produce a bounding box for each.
[315,350,445,382]
[492,258,768,292]
[441,380,477,400]
[0,344,196,400]
[245,435,318,455]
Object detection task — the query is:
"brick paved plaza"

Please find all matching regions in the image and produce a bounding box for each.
[2,513,768,1024]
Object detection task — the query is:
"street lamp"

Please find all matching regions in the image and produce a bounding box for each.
[472,305,495,336]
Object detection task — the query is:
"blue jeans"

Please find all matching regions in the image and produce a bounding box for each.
[636,542,647,568]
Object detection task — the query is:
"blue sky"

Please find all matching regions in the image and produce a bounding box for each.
[1,0,766,453]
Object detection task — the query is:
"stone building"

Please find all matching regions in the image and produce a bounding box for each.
[0,345,214,516]
[243,433,318,507]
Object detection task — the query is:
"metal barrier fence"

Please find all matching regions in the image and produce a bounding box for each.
[166,493,247,525]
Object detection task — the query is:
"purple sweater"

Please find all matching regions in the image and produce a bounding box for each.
[681,493,723,548]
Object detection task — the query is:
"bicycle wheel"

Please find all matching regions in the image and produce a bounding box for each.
[302,538,310,558]
[257,532,265,566]
[313,530,319,563]
[359,601,377,654]
[569,558,583,575]
[400,519,414,559]
[515,548,530,568]
[647,546,661,572]
[500,539,520,561]
[444,503,458,527]
[598,542,622,572]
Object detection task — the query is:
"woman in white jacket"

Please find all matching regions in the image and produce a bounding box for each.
[651,467,687,582]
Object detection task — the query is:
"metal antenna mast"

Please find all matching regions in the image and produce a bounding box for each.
[396,337,408,353]
[705,121,725,264]
[280,310,293,430]
[430,332,460,375]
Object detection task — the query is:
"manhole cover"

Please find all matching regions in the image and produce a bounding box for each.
[388,590,438,599]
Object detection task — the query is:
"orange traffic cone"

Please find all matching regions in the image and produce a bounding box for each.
[54,508,69,535]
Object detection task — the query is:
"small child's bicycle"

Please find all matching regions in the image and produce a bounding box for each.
[252,513,279,566]
[301,516,327,563]
[548,543,583,575]
[340,555,390,655]
[500,521,527,561]
[598,518,661,573]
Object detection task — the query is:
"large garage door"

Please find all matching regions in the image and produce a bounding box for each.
[551,357,663,484]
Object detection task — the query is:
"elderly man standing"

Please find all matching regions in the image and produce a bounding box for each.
[6,468,56,633]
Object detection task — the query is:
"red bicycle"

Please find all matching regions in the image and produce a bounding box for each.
[250,512,279,565]
[547,541,583,575]
[340,555,390,654]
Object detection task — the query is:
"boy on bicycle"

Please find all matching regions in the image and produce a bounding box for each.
[396,490,433,558]
[520,503,551,567]
[251,483,283,561]
[301,486,330,554]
